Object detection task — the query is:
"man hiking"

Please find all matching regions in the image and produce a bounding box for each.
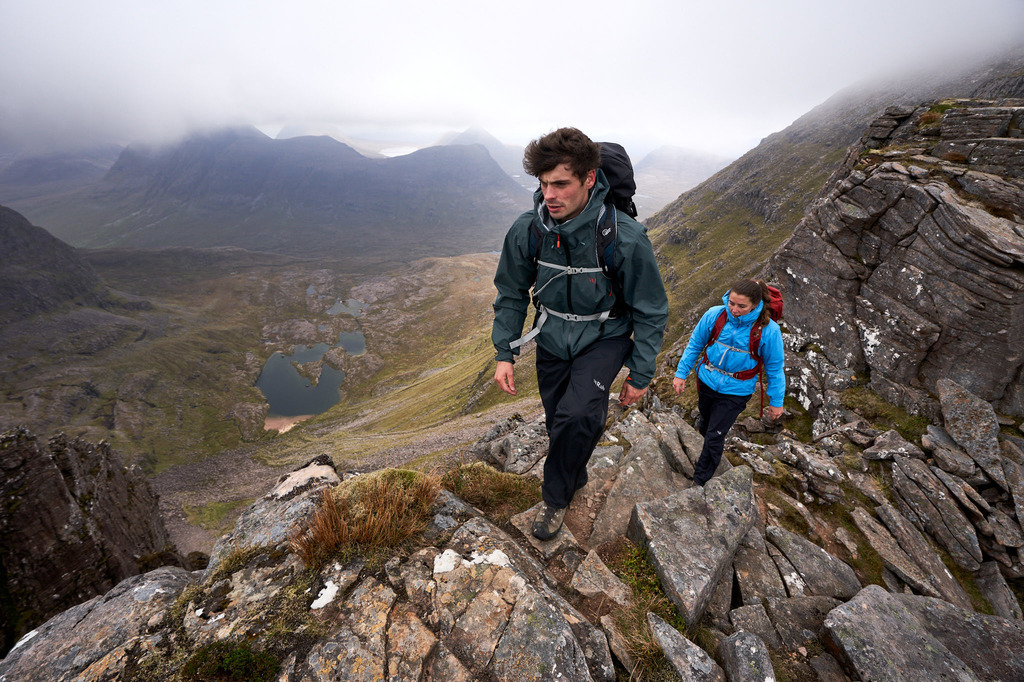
[491,127,668,541]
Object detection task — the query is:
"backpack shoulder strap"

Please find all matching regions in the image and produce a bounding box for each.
[700,309,728,363]
[528,219,543,264]
[748,321,763,361]
[595,204,617,278]
[709,309,728,344]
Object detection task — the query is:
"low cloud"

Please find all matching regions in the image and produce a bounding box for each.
[2,0,1022,156]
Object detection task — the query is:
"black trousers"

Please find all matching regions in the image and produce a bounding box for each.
[693,381,751,485]
[536,336,633,509]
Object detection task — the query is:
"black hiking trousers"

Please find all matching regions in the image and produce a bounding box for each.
[693,382,751,485]
[536,336,633,510]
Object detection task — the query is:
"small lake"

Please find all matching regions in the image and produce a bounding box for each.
[327,299,367,317]
[256,324,366,419]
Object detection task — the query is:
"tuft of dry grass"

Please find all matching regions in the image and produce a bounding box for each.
[440,461,541,525]
[289,469,439,569]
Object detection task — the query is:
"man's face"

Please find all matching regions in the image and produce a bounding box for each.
[539,163,595,222]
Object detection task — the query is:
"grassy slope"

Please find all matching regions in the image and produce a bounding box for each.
[252,253,543,469]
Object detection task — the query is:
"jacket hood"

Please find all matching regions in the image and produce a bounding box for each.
[532,170,611,235]
[722,290,764,326]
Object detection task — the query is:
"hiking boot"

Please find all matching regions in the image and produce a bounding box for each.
[532,503,566,541]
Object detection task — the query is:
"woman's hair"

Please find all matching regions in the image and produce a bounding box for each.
[730,278,772,325]
[523,127,601,182]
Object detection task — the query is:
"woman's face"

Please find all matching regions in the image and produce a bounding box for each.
[728,292,756,317]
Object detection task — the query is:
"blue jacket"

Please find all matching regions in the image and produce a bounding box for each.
[675,292,785,406]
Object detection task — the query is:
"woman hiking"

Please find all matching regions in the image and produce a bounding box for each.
[673,279,785,486]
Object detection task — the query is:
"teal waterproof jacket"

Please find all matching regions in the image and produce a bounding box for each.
[674,291,786,406]
[491,171,668,389]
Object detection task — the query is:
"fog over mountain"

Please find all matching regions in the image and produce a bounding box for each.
[633,146,734,218]
[1,127,530,265]
[3,1,1023,159]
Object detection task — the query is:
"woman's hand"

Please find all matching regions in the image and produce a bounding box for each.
[672,377,686,395]
[766,405,783,421]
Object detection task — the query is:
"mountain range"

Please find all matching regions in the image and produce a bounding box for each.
[0,127,530,266]
[0,125,733,269]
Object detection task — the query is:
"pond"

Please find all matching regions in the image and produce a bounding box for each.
[326,299,367,317]
[255,327,366,420]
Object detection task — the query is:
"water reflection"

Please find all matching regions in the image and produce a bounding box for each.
[256,348,344,417]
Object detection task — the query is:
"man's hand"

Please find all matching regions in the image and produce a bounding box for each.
[618,382,646,407]
[494,361,516,395]
[766,405,784,421]
[672,377,686,395]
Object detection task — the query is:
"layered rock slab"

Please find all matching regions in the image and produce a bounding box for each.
[765,526,861,600]
[646,613,725,682]
[824,585,1024,682]
[628,466,756,627]
[0,567,195,682]
[938,378,1007,488]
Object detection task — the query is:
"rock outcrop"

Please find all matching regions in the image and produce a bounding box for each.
[0,427,183,657]
[824,585,1024,681]
[6,386,1024,681]
[770,98,1024,418]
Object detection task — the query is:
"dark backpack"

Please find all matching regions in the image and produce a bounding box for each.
[597,141,638,219]
[526,141,638,280]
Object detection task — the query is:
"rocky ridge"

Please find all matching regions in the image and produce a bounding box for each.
[648,45,1024,348]
[0,204,108,325]
[4,370,1024,680]
[6,97,1024,680]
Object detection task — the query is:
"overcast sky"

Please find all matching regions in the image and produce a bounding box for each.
[2,0,1023,159]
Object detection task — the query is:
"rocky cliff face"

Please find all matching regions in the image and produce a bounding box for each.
[770,98,1024,419]
[0,428,183,657]
[647,45,1024,344]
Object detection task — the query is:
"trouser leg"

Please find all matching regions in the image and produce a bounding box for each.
[693,382,750,485]
[536,337,632,509]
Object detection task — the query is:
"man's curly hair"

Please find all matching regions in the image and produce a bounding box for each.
[522,127,600,182]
